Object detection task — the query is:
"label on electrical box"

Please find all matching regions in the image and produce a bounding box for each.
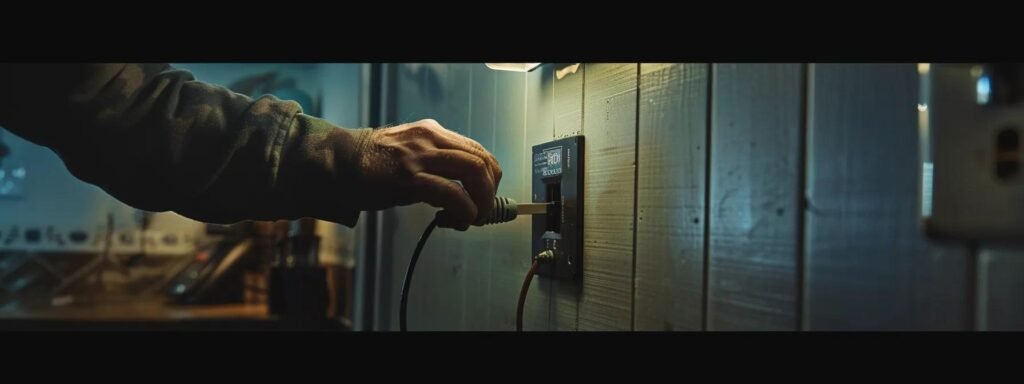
[534,146,563,177]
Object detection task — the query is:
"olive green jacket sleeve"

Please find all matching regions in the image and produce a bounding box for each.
[0,63,372,226]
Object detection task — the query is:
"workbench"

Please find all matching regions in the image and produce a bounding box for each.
[0,303,350,331]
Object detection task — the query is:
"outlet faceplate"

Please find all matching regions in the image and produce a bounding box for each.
[925,64,1024,240]
[532,135,583,279]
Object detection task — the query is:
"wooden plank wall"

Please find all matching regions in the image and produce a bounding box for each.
[373,63,1020,331]
[633,64,708,331]
[546,63,583,331]
[708,64,802,331]
[978,247,1024,331]
[804,64,971,330]
[576,64,638,331]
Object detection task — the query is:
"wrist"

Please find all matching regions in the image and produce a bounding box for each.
[276,114,373,226]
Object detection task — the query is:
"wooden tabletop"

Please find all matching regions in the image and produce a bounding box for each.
[0,303,268,321]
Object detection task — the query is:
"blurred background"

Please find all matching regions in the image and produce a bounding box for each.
[0,63,364,330]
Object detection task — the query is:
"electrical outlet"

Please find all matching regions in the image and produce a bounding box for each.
[532,135,583,279]
[924,64,1024,240]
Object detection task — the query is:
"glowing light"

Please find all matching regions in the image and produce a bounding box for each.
[977,75,992,105]
[485,63,542,72]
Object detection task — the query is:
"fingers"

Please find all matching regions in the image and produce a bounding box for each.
[415,119,503,189]
[420,149,497,225]
[440,136,503,188]
[395,119,504,229]
[412,172,476,230]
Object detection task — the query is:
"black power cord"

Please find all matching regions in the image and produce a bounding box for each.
[516,260,540,331]
[516,250,553,331]
[399,196,550,332]
[399,213,438,332]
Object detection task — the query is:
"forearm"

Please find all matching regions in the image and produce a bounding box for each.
[0,63,372,225]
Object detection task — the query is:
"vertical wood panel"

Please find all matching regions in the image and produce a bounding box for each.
[379,63,442,330]
[406,64,465,330]
[391,65,538,331]
[978,248,1024,330]
[431,64,472,330]
[554,63,584,139]
[378,62,987,332]
[708,64,802,330]
[546,64,584,330]
[634,63,708,331]
[805,64,971,330]
[460,64,494,330]
[577,63,638,331]
[485,69,536,330]
[409,64,459,330]
[513,65,557,330]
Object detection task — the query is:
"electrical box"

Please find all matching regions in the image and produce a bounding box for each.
[532,136,583,279]
[924,63,1024,240]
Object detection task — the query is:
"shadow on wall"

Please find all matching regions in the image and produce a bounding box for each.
[401,64,446,104]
